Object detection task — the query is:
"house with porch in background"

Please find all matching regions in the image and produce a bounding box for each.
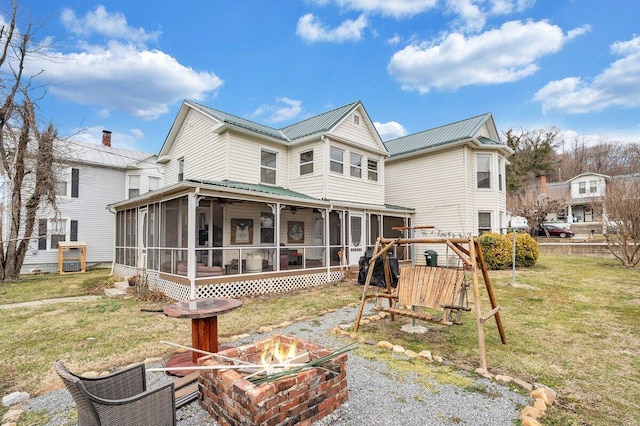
[108,100,512,301]
[3,132,162,274]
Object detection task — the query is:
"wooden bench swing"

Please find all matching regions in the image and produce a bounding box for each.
[354,234,507,370]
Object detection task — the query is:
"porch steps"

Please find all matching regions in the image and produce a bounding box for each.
[104,287,128,298]
[114,281,131,291]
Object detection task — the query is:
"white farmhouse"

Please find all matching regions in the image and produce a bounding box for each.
[108,100,512,300]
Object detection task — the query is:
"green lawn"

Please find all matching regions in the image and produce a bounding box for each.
[0,255,638,426]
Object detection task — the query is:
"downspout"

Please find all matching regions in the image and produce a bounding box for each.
[464,146,469,236]
[322,135,329,200]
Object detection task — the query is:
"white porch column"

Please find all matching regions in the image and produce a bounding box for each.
[188,191,198,299]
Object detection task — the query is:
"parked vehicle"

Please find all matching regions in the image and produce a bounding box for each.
[539,223,574,238]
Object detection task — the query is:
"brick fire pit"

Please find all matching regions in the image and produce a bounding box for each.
[198,334,348,426]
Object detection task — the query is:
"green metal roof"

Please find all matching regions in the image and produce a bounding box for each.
[383,113,496,157]
[188,179,318,200]
[280,101,360,140]
[186,100,361,143]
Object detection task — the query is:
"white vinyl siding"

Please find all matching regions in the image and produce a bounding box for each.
[325,141,384,204]
[386,147,482,245]
[331,108,385,152]
[23,165,128,270]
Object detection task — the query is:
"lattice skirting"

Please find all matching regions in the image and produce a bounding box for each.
[113,265,344,301]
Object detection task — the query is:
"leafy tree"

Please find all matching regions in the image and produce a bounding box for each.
[0,1,60,281]
[504,128,560,191]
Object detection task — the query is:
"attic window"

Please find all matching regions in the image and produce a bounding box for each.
[353,114,360,125]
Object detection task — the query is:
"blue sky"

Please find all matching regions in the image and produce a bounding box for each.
[14,0,640,154]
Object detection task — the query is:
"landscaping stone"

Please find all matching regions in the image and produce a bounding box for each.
[392,344,405,353]
[520,416,542,426]
[512,377,533,392]
[400,324,428,334]
[533,398,547,412]
[520,406,544,419]
[495,374,513,384]
[2,392,29,407]
[531,387,556,406]
[377,340,393,349]
[404,350,419,358]
[418,350,433,361]
[2,408,24,423]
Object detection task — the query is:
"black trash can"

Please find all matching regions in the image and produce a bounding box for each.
[424,250,438,267]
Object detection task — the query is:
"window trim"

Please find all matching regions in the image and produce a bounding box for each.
[71,168,79,198]
[330,146,344,174]
[350,153,362,178]
[578,181,586,194]
[476,153,492,189]
[260,148,278,185]
[478,211,492,235]
[367,158,378,182]
[128,175,140,199]
[299,149,314,176]
[177,157,184,181]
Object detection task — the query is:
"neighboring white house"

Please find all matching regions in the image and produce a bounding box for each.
[544,172,609,224]
[5,131,163,274]
[108,100,513,301]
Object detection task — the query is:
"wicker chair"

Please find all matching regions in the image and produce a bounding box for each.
[55,360,176,426]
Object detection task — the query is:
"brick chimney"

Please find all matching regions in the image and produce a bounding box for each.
[540,175,547,195]
[102,130,112,147]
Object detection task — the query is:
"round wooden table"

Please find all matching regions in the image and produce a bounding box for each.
[164,298,242,366]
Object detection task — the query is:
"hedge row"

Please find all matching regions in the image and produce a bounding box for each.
[478,232,539,270]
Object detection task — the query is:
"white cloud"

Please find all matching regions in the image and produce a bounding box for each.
[61,5,160,47]
[316,0,438,18]
[251,98,304,123]
[374,121,408,140]
[31,7,223,121]
[388,20,581,93]
[386,34,402,45]
[533,35,640,114]
[296,13,368,42]
[34,41,222,120]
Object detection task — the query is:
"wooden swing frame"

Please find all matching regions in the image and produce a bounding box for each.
[354,235,507,370]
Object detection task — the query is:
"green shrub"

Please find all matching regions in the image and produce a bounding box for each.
[478,232,539,270]
[478,232,512,270]
[509,232,539,267]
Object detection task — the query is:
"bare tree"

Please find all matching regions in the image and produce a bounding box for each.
[506,179,566,236]
[0,1,60,280]
[602,177,640,268]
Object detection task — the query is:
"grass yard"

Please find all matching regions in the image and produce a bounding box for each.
[0,254,639,425]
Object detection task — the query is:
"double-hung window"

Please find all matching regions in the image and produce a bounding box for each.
[477,154,491,189]
[367,159,378,181]
[330,147,344,174]
[300,150,313,175]
[261,149,277,185]
[478,212,491,235]
[350,153,362,178]
[177,158,184,181]
[50,219,67,249]
[128,175,140,198]
[578,181,586,195]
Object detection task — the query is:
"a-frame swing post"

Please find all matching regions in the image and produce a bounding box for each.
[468,237,488,371]
[474,239,507,345]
